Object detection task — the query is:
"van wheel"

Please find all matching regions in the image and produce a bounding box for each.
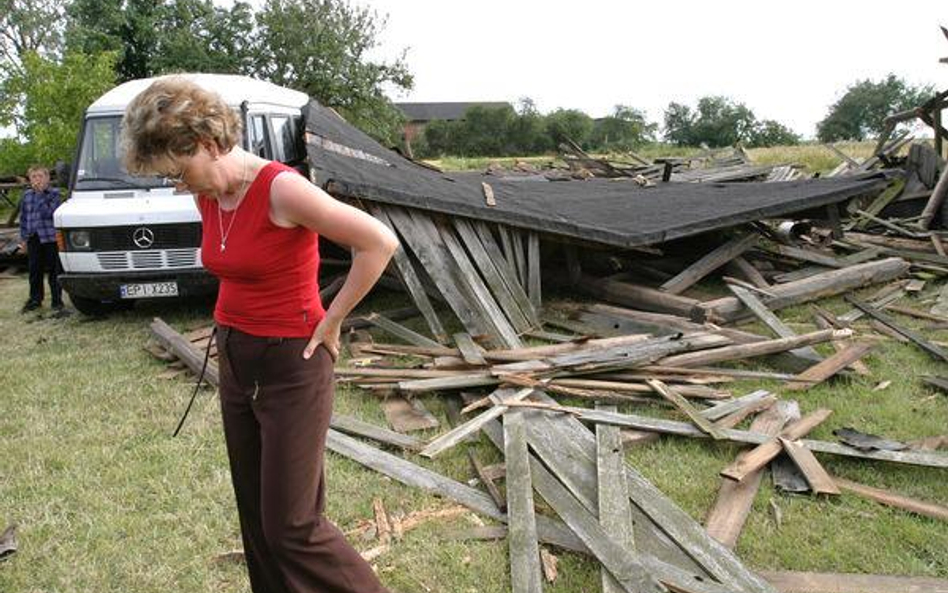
[69,294,133,316]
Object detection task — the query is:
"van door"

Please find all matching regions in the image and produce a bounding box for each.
[248,114,273,159]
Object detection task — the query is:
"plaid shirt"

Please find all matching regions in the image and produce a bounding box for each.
[20,187,61,244]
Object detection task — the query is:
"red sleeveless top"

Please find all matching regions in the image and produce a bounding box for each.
[199,161,324,338]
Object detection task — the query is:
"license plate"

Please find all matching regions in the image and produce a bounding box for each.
[119,281,179,299]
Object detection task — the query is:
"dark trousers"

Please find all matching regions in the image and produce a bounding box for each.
[27,234,63,306]
[217,325,388,593]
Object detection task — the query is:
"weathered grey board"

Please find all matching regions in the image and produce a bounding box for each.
[704,402,797,549]
[365,312,444,349]
[526,393,781,593]
[436,218,522,348]
[368,204,447,341]
[385,206,488,337]
[325,428,588,553]
[504,411,543,593]
[420,388,533,458]
[453,218,533,332]
[471,219,540,325]
[453,332,487,366]
[527,231,542,310]
[727,284,822,362]
[549,404,948,468]
[660,234,758,295]
[483,418,734,593]
[329,414,422,450]
[597,404,637,593]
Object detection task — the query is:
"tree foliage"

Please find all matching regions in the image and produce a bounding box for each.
[590,105,657,151]
[0,0,66,77]
[253,0,412,143]
[663,96,798,148]
[0,50,116,175]
[817,74,935,142]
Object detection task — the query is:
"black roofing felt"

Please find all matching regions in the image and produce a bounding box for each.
[305,100,885,249]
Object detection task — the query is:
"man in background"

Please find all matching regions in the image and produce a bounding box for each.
[19,165,65,314]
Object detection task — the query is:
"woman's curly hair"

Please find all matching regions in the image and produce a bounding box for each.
[121,76,242,176]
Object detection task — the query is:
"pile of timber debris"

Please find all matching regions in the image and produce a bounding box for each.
[144,74,948,591]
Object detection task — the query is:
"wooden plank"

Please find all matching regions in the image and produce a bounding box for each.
[435,218,522,348]
[730,255,770,288]
[720,410,833,482]
[420,388,533,458]
[365,312,443,349]
[150,318,219,386]
[329,414,423,451]
[523,394,778,593]
[698,258,910,323]
[385,206,490,337]
[521,403,948,469]
[811,313,871,375]
[368,204,447,341]
[468,450,505,512]
[705,402,796,548]
[596,404,636,593]
[453,332,487,366]
[660,233,758,295]
[785,342,873,390]
[846,296,948,362]
[727,284,822,362]
[658,329,850,368]
[325,428,588,554]
[381,396,440,433]
[834,477,948,521]
[580,274,704,317]
[702,390,775,422]
[759,570,948,593]
[778,438,841,495]
[503,410,543,593]
[527,231,542,311]
[647,379,726,440]
[453,218,533,332]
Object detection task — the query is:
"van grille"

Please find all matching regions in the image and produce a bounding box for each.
[96,249,200,271]
[89,223,202,251]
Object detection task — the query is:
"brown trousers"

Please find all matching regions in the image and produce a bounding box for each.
[218,325,388,593]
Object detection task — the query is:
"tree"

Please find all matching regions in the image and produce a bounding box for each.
[419,119,456,157]
[545,108,594,148]
[0,50,117,175]
[454,105,517,156]
[749,119,800,147]
[817,74,935,142]
[0,0,66,78]
[254,0,413,143]
[65,0,160,81]
[590,104,656,151]
[663,101,694,146]
[663,96,795,148]
[151,0,256,75]
[507,97,550,154]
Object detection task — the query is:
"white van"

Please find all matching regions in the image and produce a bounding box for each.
[55,73,310,315]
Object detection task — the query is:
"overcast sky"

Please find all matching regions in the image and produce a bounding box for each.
[353,0,947,139]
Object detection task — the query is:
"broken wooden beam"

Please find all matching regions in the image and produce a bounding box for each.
[697,258,910,323]
[660,233,758,295]
[720,409,833,482]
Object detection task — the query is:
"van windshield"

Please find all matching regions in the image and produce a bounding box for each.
[75,116,172,190]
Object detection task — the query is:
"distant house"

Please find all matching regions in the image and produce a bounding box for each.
[395,101,511,153]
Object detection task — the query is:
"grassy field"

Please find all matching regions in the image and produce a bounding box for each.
[1,265,947,593]
[429,141,883,176]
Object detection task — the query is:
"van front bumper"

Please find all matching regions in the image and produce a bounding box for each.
[59,270,218,301]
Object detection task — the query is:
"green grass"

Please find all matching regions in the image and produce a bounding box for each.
[428,141,890,176]
[1,273,947,593]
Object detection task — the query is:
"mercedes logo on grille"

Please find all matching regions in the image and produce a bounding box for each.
[132,227,155,249]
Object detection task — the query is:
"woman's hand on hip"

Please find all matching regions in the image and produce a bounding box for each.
[304,315,342,362]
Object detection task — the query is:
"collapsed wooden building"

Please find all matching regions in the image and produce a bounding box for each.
[148,95,948,592]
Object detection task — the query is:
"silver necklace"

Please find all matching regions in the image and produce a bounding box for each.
[217,152,251,252]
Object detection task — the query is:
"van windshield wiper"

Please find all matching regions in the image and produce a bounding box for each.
[77,176,150,189]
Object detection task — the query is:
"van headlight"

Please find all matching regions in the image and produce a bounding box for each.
[67,230,91,251]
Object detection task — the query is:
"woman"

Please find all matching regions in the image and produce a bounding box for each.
[122,76,398,593]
